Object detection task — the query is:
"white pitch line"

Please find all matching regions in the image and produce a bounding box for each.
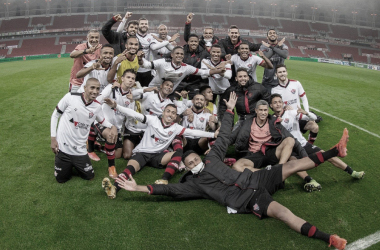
[343,230,380,250]
[310,107,380,139]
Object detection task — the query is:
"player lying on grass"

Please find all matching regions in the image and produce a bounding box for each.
[50,78,117,183]
[102,100,218,191]
[104,91,348,250]
[270,93,365,192]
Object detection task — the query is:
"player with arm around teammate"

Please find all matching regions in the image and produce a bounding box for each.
[108,91,348,250]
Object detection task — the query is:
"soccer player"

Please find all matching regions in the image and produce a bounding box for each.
[184,13,220,52]
[102,100,218,191]
[76,44,115,93]
[201,44,232,97]
[270,93,365,191]
[182,94,217,155]
[105,92,348,250]
[69,29,102,92]
[50,78,117,183]
[271,64,319,144]
[140,46,226,96]
[231,100,307,172]
[101,14,139,55]
[218,68,270,122]
[200,85,218,116]
[230,43,273,82]
[260,29,289,90]
[150,24,179,60]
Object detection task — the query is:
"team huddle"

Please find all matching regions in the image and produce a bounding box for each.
[50,12,366,250]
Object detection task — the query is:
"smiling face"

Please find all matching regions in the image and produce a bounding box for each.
[127,23,137,36]
[183,152,202,170]
[138,19,149,34]
[228,28,240,44]
[238,44,250,60]
[203,28,214,40]
[162,105,177,124]
[158,25,168,40]
[192,94,206,110]
[276,66,288,83]
[160,81,174,96]
[236,70,249,87]
[84,79,100,101]
[126,37,139,55]
[188,36,199,52]
[270,96,284,113]
[100,47,114,65]
[171,48,184,65]
[255,105,269,123]
[87,32,100,47]
[210,47,221,63]
[267,29,278,43]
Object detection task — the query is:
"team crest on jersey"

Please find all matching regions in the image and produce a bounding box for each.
[178,73,183,77]
[284,118,289,123]
[147,38,151,42]
[168,131,173,136]
[248,92,253,98]
[199,117,205,122]
[248,64,252,68]
[253,203,260,211]
[125,100,130,106]
[291,89,296,94]
[89,112,94,118]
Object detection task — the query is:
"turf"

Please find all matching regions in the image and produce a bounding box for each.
[0,58,379,249]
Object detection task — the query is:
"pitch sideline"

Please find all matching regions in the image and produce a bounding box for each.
[342,230,380,250]
[310,107,380,139]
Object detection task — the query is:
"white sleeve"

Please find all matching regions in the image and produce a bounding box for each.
[191,66,210,78]
[182,128,215,138]
[96,111,113,128]
[300,93,309,113]
[84,60,94,68]
[166,43,174,51]
[50,109,61,137]
[131,88,144,99]
[224,63,232,79]
[150,40,170,51]
[200,61,209,79]
[96,84,113,103]
[141,58,153,69]
[173,100,188,114]
[116,18,127,33]
[116,104,146,122]
[298,111,317,121]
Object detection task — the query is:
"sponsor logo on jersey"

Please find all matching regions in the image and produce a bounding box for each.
[291,89,296,94]
[147,38,151,42]
[205,160,211,164]
[178,73,183,77]
[69,118,90,130]
[248,64,252,68]
[74,108,78,112]
[248,92,253,98]
[89,112,94,118]
[199,117,205,122]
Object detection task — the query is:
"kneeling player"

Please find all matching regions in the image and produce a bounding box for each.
[51,79,117,183]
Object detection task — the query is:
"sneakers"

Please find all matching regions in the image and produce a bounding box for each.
[331,128,349,158]
[108,166,118,179]
[304,179,322,192]
[351,171,365,179]
[154,179,168,185]
[329,234,347,250]
[88,152,100,161]
[223,158,237,167]
[102,177,116,199]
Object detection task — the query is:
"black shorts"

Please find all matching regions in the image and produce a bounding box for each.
[136,71,153,87]
[131,151,168,169]
[184,137,205,155]
[243,147,279,168]
[54,150,94,183]
[247,165,284,219]
[299,120,309,134]
[292,142,321,159]
[123,129,144,147]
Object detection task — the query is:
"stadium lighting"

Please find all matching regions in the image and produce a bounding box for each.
[250,1,256,17]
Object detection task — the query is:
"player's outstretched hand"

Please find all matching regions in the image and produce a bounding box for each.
[214,127,220,138]
[187,13,194,23]
[114,14,122,22]
[115,174,138,192]
[137,51,145,60]
[143,86,159,93]
[278,37,286,47]
[125,12,132,19]
[108,126,118,144]
[89,44,102,54]
[51,137,59,154]
[92,58,105,70]
[104,98,117,108]
[296,105,308,115]
[169,33,180,42]
[151,34,163,42]
[224,91,237,111]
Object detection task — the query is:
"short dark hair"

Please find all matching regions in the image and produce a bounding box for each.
[238,42,250,49]
[122,69,137,77]
[236,67,249,75]
[199,85,212,95]
[172,46,184,53]
[127,20,139,29]
[269,93,282,104]
[229,25,239,31]
[165,103,177,111]
[210,44,222,50]
[267,29,276,36]
[275,64,287,73]
[182,150,198,163]
[188,34,199,40]
[101,44,114,50]
[139,17,148,22]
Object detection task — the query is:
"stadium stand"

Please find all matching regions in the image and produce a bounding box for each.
[0,18,30,33]
[10,38,61,57]
[280,20,316,35]
[288,48,304,57]
[326,44,366,63]
[310,22,331,33]
[86,14,109,24]
[52,16,85,29]
[258,18,281,29]
[370,57,380,65]
[291,40,328,49]
[329,25,360,40]
[359,28,379,39]
[31,16,52,27]
[305,50,326,58]
[227,16,259,30]
[203,15,226,27]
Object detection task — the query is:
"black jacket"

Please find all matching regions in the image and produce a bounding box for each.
[101,17,142,55]
[182,44,209,85]
[184,22,221,54]
[148,110,259,213]
[218,36,261,58]
[218,80,270,120]
[230,113,307,158]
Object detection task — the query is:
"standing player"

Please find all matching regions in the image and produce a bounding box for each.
[102,101,218,195]
[69,29,102,92]
[150,24,179,60]
[108,92,348,250]
[272,64,319,145]
[270,94,364,191]
[260,29,288,90]
[50,78,117,183]
[230,43,273,82]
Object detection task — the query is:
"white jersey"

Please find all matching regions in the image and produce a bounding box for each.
[280,110,316,147]
[114,106,215,154]
[271,79,308,112]
[78,58,116,93]
[182,110,212,139]
[51,93,112,156]
[142,58,210,91]
[151,35,172,61]
[136,33,155,73]
[201,59,232,94]
[231,54,264,82]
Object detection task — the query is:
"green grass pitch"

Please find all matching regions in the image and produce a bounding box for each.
[0,58,379,249]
